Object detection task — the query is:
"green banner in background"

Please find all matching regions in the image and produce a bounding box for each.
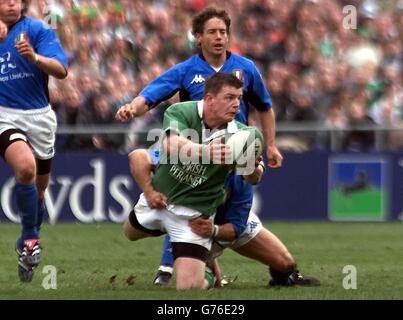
[328,156,389,221]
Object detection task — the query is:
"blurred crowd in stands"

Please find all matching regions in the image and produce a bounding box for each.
[28,0,403,152]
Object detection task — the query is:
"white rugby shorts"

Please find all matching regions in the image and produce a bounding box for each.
[209,211,263,260]
[0,105,57,160]
[133,193,214,250]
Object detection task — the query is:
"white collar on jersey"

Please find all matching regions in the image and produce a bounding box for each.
[211,65,223,72]
[198,100,239,143]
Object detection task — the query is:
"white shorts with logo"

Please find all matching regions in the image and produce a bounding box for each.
[209,211,263,260]
[133,193,214,250]
[0,105,57,160]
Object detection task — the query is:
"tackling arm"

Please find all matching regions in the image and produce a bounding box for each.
[243,157,265,185]
[188,218,238,241]
[214,223,238,241]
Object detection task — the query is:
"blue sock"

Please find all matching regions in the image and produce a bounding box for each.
[15,183,39,249]
[37,198,47,233]
[160,235,174,267]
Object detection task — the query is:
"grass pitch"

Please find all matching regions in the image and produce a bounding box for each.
[0,222,402,300]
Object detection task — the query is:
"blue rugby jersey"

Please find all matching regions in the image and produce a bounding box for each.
[140,52,272,124]
[215,171,253,236]
[0,17,68,110]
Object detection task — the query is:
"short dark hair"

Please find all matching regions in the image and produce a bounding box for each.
[192,7,231,36]
[204,73,243,96]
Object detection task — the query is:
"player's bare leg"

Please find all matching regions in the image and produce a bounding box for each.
[5,141,36,185]
[234,228,295,271]
[35,167,51,231]
[5,140,40,282]
[123,218,151,241]
[36,173,49,200]
[175,257,206,290]
[234,228,320,286]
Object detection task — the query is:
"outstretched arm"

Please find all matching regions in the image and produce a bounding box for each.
[243,156,265,185]
[115,64,183,122]
[115,96,149,121]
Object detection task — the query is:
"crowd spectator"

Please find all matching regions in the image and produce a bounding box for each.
[29,0,402,152]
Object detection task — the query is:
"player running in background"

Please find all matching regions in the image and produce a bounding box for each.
[0,0,68,282]
[115,6,285,285]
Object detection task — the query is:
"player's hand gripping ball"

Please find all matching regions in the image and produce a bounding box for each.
[226,126,264,171]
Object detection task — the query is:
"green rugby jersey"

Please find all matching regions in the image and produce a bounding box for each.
[152,101,246,216]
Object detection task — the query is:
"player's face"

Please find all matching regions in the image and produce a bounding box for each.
[198,17,229,57]
[0,0,22,25]
[209,85,242,124]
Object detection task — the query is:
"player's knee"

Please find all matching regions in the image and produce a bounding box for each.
[176,277,205,290]
[124,229,139,241]
[15,164,36,184]
[123,219,137,241]
[123,218,148,241]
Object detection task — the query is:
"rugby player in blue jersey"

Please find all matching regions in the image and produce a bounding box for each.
[116,7,282,167]
[0,0,68,282]
[115,7,311,286]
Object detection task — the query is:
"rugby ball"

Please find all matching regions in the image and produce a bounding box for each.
[226,126,264,173]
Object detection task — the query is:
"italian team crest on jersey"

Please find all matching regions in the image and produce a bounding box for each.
[232,69,243,81]
[15,32,28,43]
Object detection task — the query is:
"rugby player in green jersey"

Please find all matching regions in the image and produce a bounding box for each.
[123,73,260,290]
